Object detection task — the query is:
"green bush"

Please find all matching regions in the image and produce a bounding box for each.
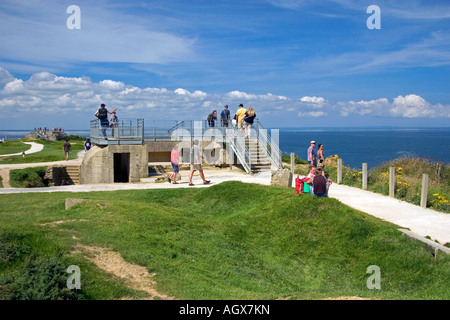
[0,233,31,265]
[0,254,79,300]
[281,153,308,164]
[9,167,47,188]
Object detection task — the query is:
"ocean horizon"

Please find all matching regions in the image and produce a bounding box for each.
[1,126,449,169]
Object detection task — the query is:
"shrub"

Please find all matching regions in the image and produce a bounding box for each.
[0,254,79,300]
[9,167,47,188]
[0,233,31,265]
[281,153,308,164]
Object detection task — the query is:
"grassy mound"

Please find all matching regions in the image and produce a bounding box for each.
[0,181,449,300]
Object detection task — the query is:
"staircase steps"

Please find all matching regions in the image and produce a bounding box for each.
[245,138,272,173]
[65,165,81,185]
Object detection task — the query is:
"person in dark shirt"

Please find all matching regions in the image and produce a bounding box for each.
[63,139,71,161]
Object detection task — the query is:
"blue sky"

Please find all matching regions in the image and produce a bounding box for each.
[0,0,449,129]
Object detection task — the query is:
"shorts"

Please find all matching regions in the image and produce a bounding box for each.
[238,121,244,129]
[190,163,202,171]
[171,162,179,173]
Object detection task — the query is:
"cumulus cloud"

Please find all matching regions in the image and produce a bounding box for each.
[340,98,389,116]
[300,96,326,105]
[338,95,450,118]
[0,67,14,85]
[0,68,449,129]
[391,94,450,118]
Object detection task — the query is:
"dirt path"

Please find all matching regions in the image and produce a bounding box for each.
[0,168,10,188]
[72,244,175,300]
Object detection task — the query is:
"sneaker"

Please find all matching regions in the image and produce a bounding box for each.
[189,183,194,186]
[203,180,210,185]
[168,177,171,183]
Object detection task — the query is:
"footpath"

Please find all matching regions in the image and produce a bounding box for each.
[328,184,450,245]
[0,150,449,245]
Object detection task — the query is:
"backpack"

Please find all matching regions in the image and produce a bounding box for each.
[207,113,213,121]
[97,107,107,119]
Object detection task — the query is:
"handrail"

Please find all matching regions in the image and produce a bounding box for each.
[168,121,185,135]
[226,123,252,174]
[256,119,282,169]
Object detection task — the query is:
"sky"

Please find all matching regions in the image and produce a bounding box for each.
[0,0,449,130]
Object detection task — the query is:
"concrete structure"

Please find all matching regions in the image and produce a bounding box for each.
[79,118,281,185]
[80,145,148,184]
[79,140,231,185]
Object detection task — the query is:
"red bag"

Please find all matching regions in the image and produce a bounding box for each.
[295,176,301,194]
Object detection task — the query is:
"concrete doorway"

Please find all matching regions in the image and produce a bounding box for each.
[114,153,130,183]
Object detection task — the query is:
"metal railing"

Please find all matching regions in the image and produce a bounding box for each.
[89,117,282,173]
[90,118,144,145]
[256,119,282,169]
[225,122,252,174]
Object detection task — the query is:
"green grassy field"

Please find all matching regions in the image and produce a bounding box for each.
[1,181,448,300]
[0,141,33,155]
[0,139,83,164]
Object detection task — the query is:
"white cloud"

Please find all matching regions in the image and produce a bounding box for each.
[391,94,450,118]
[298,111,326,117]
[0,68,449,129]
[99,80,125,90]
[338,95,450,118]
[340,98,389,116]
[0,67,14,84]
[300,96,325,104]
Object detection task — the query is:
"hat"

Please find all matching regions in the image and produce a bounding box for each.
[224,105,228,108]
[310,140,316,144]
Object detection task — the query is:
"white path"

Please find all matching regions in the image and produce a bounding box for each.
[0,142,44,157]
[327,184,450,245]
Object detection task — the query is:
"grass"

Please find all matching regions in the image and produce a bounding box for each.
[0,181,449,300]
[0,141,33,155]
[9,167,48,188]
[0,138,84,164]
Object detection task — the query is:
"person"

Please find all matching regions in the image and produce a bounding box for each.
[169,145,180,184]
[110,111,119,138]
[220,105,231,127]
[63,139,71,161]
[207,110,217,127]
[307,140,316,167]
[189,140,210,186]
[317,143,325,169]
[235,104,247,136]
[243,106,256,139]
[84,138,92,152]
[296,166,316,194]
[94,103,116,140]
[307,168,332,197]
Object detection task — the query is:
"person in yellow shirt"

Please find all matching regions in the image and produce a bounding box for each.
[235,104,247,136]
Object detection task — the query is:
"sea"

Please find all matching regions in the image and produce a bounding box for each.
[1,127,449,169]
